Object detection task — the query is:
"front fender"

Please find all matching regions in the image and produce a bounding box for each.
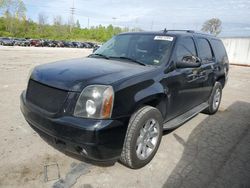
[112,79,168,119]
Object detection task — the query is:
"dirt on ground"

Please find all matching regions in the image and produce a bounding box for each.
[0,46,250,188]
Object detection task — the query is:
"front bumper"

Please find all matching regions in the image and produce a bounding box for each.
[20,91,128,161]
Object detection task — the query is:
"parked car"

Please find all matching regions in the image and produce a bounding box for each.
[55,41,65,48]
[30,39,43,47]
[79,42,88,48]
[63,41,74,48]
[47,40,57,47]
[85,42,96,48]
[20,30,229,169]
[71,41,82,48]
[0,37,14,46]
[41,39,50,47]
[92,44,101,52]
[13,38,30,46]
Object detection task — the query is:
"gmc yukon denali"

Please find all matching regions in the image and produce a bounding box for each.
[20,30,229,169]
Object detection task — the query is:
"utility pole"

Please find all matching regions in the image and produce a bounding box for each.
[70,0,76,32]
[88,17,90,29]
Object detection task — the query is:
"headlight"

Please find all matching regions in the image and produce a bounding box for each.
[74,85,114,119]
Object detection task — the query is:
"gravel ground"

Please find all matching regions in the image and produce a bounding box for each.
[0,46,250,188]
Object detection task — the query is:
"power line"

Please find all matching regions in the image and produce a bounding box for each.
[69,0,76,32]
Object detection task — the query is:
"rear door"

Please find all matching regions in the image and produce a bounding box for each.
[210,39,229,85]
[195,37,216,100]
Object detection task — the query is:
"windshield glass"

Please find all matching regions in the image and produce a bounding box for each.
[93,34,174,66]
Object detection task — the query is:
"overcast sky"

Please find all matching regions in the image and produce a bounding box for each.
[23,0,250,36]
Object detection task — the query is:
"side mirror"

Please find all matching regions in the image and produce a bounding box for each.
[176,55,201,68]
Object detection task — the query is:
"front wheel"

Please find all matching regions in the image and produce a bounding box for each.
[120,106,163,169]
[203,82,222,115]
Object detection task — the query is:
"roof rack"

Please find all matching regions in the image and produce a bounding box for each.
[162,29,215,37]
[163,29,195,33]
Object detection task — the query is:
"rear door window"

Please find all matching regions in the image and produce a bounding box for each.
[197,38,213,62]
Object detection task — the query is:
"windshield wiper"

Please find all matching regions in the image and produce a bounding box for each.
[89,53,109,59]
[110,56,146,66]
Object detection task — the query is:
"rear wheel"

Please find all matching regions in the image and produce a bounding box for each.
[203,82,222,114]
[120,106,163,169]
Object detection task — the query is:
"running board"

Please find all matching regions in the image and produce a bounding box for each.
[163,102,209,130]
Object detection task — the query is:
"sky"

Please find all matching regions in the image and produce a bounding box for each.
[22,0,250,37]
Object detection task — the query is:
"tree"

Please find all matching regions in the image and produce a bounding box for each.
[53,15,63,26]
[76,19,80,28]
[38,12,48,25]
[0,14,132,41]
[201,18,222,36]
[0,0,4,8]
[38,12,48,34]
[0,0,26,19]
[53,15,68,39]
[0,0,8,9]
[14,0,26,19]
[0,0,26,35]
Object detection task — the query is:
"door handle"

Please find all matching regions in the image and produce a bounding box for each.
[186,73,199,82]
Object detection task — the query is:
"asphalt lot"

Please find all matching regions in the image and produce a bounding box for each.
[0,46,250,188]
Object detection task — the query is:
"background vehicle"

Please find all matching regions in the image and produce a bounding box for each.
[62,41,74,48]
[13,38,30,46]
[30,39,43,47]
[0,37,14,46]
[41,39,50,47]
[72,41,83,48]
[85,42,95,48]
[55,41,65,48]
[20,30,229,169]
[0,37,98,49]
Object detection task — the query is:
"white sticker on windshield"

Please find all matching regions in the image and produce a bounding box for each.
[154,36,174,41]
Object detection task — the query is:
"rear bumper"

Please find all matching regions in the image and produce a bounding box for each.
[20,91,128,161]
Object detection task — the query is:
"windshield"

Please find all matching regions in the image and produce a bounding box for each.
[93,34,174,66]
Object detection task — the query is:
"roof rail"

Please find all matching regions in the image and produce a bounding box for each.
[162,29,215,37]
[163,29,195,33]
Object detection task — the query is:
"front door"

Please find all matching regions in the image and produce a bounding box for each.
[164,36,205,121]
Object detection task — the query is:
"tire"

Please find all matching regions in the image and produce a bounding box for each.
[203,82,222,115]
[120,106,163,169]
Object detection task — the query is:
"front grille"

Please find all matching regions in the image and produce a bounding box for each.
[26,80,68,113]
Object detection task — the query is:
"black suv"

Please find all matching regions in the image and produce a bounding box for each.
[20,30,229,169]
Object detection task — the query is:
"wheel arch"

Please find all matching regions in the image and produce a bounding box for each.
[133,93,168,120]
[216,75,226,88]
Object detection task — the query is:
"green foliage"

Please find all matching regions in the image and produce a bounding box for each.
[0,0,129,42]
[0,15,126,42]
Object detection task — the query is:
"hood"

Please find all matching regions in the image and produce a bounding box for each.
[31,57,153,92]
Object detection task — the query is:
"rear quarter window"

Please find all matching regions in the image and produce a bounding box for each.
[210,39,228,63]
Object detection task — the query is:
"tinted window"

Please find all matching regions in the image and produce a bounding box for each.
[176,37,196,62]
[211,39,228,63]
[197,38,213,61]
